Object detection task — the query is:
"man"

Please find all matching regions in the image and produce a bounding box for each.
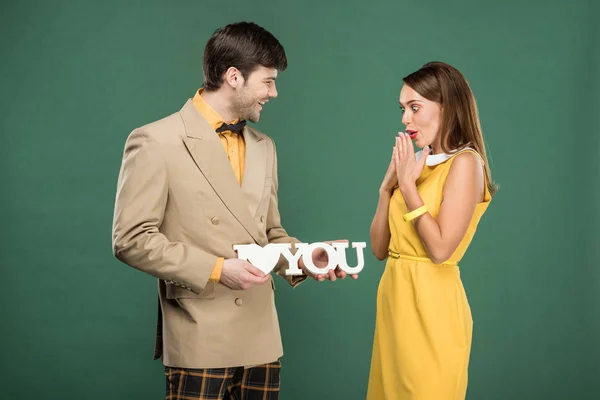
[112,21,356,399]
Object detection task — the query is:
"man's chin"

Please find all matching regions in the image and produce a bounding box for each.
[247,114,260,123]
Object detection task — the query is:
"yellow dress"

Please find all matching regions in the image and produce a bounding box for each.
[366,149,491,400]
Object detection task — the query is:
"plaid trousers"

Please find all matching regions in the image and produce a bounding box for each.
[165,360,281,400]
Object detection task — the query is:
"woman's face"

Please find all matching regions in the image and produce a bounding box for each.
[399,84,442,151]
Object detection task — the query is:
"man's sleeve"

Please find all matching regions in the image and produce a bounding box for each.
[111,129,217,294]
[265,137,308,288]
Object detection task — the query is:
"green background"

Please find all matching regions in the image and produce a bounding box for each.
[1,0,597,399]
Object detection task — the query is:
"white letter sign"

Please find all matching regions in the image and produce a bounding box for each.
[233,242,366,276]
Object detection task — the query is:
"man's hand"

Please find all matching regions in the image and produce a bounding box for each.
[300,240,359,282]
[220,258,271,290]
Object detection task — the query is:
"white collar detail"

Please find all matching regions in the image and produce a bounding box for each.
[415,147,476,166]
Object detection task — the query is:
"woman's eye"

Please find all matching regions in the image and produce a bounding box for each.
[411,105,419,112]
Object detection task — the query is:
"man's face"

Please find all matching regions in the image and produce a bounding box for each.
[231,66,279,123]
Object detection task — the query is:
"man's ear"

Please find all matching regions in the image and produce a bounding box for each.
[224,67,243,89]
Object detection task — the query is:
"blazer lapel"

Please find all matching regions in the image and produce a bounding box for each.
[241,127,267,220]
[179,100,263,244]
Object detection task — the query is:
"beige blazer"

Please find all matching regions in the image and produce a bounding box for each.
[112,99,306,368]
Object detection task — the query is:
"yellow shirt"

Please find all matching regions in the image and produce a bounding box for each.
[192,89,246,282]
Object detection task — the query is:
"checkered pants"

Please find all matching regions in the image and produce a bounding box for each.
[165,361,281,400]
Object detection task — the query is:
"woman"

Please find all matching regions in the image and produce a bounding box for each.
[366,62,497,400]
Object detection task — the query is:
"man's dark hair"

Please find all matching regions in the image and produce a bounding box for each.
[202,22,288,91]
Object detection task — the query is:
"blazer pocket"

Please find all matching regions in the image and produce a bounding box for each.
[165,282,216,300]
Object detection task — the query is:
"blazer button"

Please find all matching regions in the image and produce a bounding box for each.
[260,216,265,223]
[211,217,220,225]
[235,298,243,306]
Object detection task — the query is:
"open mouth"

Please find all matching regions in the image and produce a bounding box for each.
[406,130,418,140]
[258,100,268,110]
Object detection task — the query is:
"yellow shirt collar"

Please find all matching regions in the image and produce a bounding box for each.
[192,89,239,131]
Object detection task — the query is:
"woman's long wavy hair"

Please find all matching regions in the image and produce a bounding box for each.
[403,61,498,196]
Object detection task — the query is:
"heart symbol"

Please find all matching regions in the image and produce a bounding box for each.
[233,243,291,274]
